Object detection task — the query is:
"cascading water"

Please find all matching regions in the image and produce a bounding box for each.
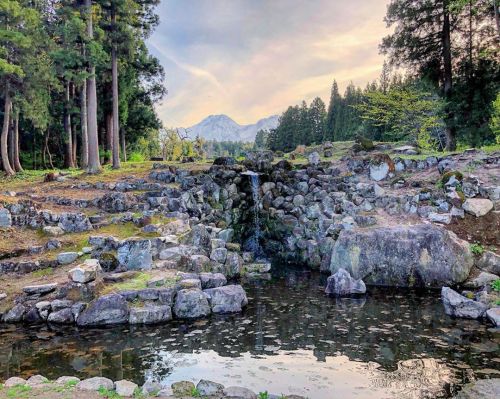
[243,171,264,259]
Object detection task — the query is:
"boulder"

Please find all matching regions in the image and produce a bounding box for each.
[245,263,271,273]
[441,287,487,319]
[187,254,211,273]
[199,272,227,289]
[55,376,80,386]
[428,212,452,225]
[57,252,79,265]
[4,377,27,387]
[77,294,129,326]
[0,208,12,227]
[465,272,498,289]
[204,285,248,313]
[68,260,99,283]
[115,380,138,397]
[218,228,234,242]
[210,247,228,263]
[197,379,225,396]
[225,251,243,277]
[2,304,26,323]
[454,378,500,399]
[486,307,500,326]
[43,226,64,237]
[26,375,49,387]
[462,198,494,217]
[330,224,473,287]
[224,386,257,399]
[129,305,172,324]
[308,152,320,166]
[23,283,57,295]
[476,251,500,275]
[58,213,92,233]
[325,268,366,296]
[47,308,74,324]
[172,381,195,397]
[117,238,152,270]
[76,377,114,391]
[173,288,211,319]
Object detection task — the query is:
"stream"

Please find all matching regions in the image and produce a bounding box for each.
[0,266,498,398]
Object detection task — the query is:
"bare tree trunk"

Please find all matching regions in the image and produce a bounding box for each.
[64,81,75,168]
[106,112,113,163]
[1,82,15,176]
[85,0,102,174]
[71,83,78,167]
[121,130,127,162]
[45,128,54,169]
[13,111,23,172]
[494,1,500,38]
[111,41,121,169]
[8,118,15,167]
[442,4,456,151]
[80,78,89,168]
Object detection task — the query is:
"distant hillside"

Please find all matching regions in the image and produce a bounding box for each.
[179,114,279,142]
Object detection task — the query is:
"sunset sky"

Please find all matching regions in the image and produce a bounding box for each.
[148,0,390,128]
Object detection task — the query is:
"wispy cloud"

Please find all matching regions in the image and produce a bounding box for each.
[148,0,390,127]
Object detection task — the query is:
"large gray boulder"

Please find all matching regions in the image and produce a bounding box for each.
[173,288,211,319]
[476,251,500,275]
[204,285,248,313]
[77,377,114,392]
[442,287,487,319]
[330,224,473,287]
[325,268,366,296]
[129,305,172,324]
[486,307,500,326]
[0,208,12,227]
[462,198,493,217]
[454,378,500,399]
[58,212,92,233]
[77,294,129,326]
[117,238,152,270]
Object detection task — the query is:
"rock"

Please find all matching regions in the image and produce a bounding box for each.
[57,252,79,265]
[26,375,48,387]
[187,254,211,273]
[486,307,500,326]
[225,251,243,277]
[173,288,211,319]
[308,152,320,166]
[177,278,202,290]
[476,251,500,275]
[218,228,234,242]
[55,376,80,385]
[466,272,498,289]
[441,287,487,319]
[204,285,248,313]
[4,377,27,387]
[210,247,228,263]
[2,304,26,323]
[462,198,494,217]
[68,260,99,283]
[0,208,12,227]
[454,378,500,399]
[199,272,227,289]
[224,386,257,399]
[325,268,366,296]
[58,213,92,233]
[117,238,152,270]
[141,381,162,396]
[129,305,172,324]
[245,263,271,273]
[211,238,226,249]
[262,182,276,194]
[47,308,74,324]
[370,162,390,181]
[77,294,129,326]
[171,380,195,397]
[42,226,64,237]
[76,377,114,391]
[213,156,236,166]
[197,379,225,396]
[428,212,452,224]
[330,224,473,287]
[23,283,57,295]
[0,293,6,301]
[115,380,138,397]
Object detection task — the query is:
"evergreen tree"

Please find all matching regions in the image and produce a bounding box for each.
[325,80,341,141]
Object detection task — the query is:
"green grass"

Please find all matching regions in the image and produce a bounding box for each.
[6,385,32,399]
[491,279,500,292]
[98,387,122,399]
[101,272,151,294]
[258,392,269,399]
[191,387,201,397]
[31,267,55,278]
[470,242,485,256]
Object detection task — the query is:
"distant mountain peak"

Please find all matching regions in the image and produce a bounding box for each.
[180,114,279,142]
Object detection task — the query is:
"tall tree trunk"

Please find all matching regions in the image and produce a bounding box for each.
[1,83,15,176]
[8,118,15,167]
[106,112,113,162]
[64,81,75,168]
[80,78,89,168]
[442,3,456,151]
[494,1,500,38]
[13,111,23,172]
[121,129,127,162]
[85,0,101,174]
[71,83,78,167]
[111,41,121,169]
[45,128,54,169]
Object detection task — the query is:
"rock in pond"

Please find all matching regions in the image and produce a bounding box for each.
[224,386,257,399]
[330,224,473,287]
[204,285,248,313]
[173,288,211,319]
[325,268,366,296]
[442,287,488,319]
[199,272,227,289]
[454,378,500,399]
[77,294,129,326]
[197,379,224,396]
[171,380,195,397]
[77,377,114,391]
[129,305,172,324]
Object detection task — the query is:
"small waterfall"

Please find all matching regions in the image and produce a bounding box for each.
[243,171,264,258]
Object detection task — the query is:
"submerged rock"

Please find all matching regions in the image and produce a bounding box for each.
[197,379,225,396]
[441,287,487,319]
[330,224,473,287]
[325,268,366,296]
[454,378,500,399]
[77,294,129,326]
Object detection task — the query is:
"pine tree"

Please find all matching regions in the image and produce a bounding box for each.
[325,80,341,141]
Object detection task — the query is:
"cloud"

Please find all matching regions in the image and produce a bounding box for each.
[148,0,390,127]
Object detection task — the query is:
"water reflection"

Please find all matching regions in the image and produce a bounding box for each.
[0,267,498,398]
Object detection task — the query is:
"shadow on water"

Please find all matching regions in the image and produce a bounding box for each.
[0,265,498,398]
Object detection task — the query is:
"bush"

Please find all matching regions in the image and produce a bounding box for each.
[128,152,145,162]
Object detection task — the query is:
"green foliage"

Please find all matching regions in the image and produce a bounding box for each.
[491,279,500,292]
[254,129,269,150]
[98,386,122,399]
[470,242,484,256]
[490,92,500,144]
[6,384,32,399]
[128,152,146,162]
[191,387,201,397]
[258,392,269,399]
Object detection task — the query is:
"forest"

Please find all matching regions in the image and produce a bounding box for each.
[0,0,165,176]
[266,0,499,153]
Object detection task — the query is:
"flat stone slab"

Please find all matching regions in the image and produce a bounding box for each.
[23,283,57,295]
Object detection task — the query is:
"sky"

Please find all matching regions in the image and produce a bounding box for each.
[147,0,390,128]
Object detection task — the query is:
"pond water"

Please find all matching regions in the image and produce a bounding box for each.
[0,266,498,398]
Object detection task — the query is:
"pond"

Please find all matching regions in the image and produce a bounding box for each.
[0,266,498,398]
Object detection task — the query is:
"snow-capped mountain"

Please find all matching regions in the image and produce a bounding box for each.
[180,114,279,142]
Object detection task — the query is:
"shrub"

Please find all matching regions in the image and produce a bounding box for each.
[491,279,500,292]
[470,243,484,256]
[128,152,145,162]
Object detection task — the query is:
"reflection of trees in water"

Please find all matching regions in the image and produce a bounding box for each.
[0,270,496,387]
[369,358,456,399]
